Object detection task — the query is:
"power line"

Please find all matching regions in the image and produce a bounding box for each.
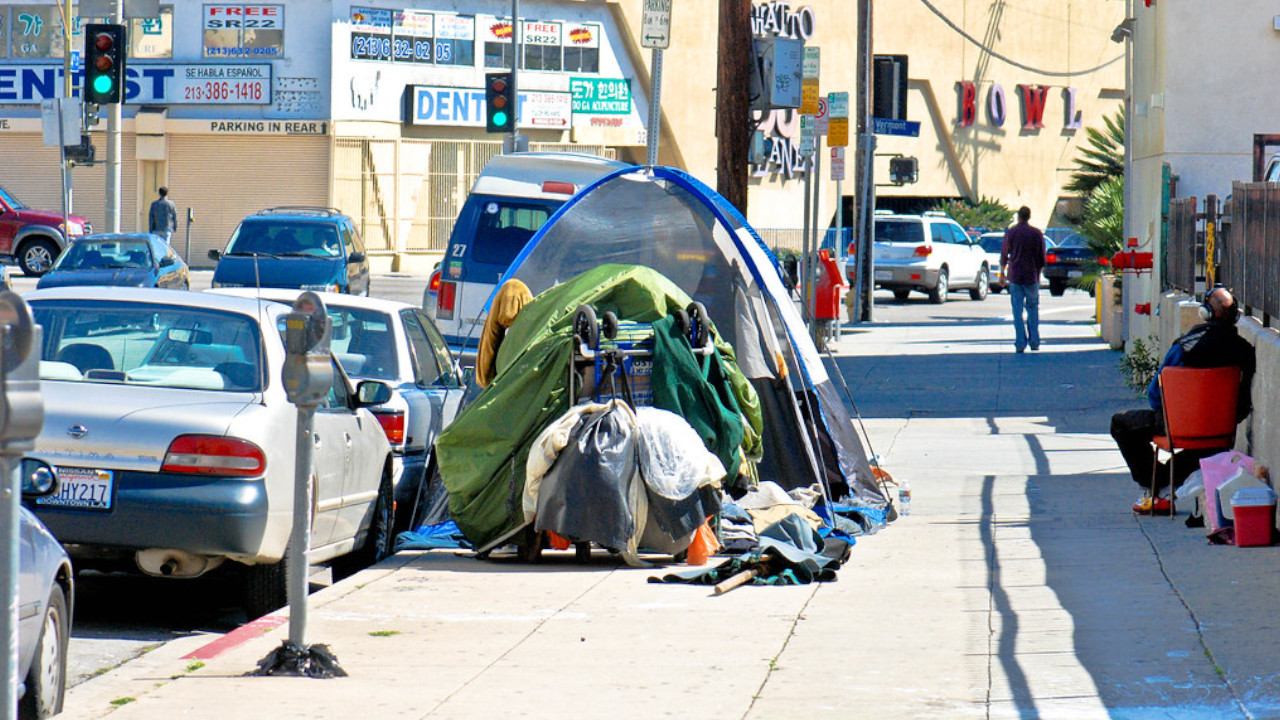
[916,0,1123,78]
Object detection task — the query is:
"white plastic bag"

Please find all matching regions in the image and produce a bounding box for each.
[634,407,725,500]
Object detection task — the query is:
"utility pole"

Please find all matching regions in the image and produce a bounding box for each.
[509,0,520,152]
[853,0,874,321]
[715,0,751,214]
[105,2,122,232]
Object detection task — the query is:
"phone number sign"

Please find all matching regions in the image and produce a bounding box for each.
[173,65,271,104]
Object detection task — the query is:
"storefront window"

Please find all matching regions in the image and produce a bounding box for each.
[350,6,392,61]
[74,9,174,60]
[9,6,63,59]
[562,22,599,73]
[0,12,7,58]
[203,4,284,59]
[433,13,473,66]
[482,17,514,69]
[520,20,559,72]
[392,9,432,63]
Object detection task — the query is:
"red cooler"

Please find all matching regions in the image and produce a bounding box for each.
[1231,488,1277,547]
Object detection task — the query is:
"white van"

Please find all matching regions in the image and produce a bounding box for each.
[424,152,629,353]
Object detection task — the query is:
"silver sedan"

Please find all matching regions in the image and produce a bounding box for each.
[23,287,393,618]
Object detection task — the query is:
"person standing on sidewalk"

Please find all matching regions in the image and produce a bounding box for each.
[149,186,177,244]
[1000,206,1046,353]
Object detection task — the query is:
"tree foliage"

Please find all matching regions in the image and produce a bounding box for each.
[1071,175,1125,289]
[1065,109,1125,198]
[929,196,1014,231]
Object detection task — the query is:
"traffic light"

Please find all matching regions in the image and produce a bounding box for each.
[84,24,127,104]
[889,156,918,185]
[485,72,515,133]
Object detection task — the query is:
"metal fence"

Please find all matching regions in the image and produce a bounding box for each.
[1222,181,1280,319]
[756,227,854,257]
[1165,196,1199,293]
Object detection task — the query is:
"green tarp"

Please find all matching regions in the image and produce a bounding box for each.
[435,264,761,550]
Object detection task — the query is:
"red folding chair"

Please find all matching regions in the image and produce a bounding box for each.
[1152,366,1242,518]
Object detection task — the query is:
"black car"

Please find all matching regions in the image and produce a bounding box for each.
[208,207,371,295]
[1042,233,1095,296]
[37,233,189,290]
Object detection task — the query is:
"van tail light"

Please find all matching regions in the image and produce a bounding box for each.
[428,268,441,293]
[541,181,576,195]
[1046,253,1058,264]
[373,409,406,448]
[913,245,932,257]
[437,280,457,320]
[161,435,265,478]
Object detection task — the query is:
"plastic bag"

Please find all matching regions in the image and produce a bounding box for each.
[535,402,639,552]
[1200,451,1254,532]
[634,407,726,500]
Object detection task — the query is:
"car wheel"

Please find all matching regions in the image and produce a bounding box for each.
[1049,278,1067,297]
[332,471,394,581]
[970,267,989,301]
[18,584,68,720]
[18,238,58,277]
[928,267,949,304]
[893,289,911,302]
[243,551,289,619]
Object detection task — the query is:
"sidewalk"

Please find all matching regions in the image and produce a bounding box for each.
[59,294,1280,719]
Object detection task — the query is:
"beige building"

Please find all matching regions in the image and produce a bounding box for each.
[0,0,1123,273]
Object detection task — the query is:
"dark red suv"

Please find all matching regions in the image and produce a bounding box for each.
[0,186,90,276]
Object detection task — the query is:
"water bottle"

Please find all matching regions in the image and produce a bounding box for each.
[898,479,912,516]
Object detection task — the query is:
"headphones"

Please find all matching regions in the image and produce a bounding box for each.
[1198,285,1242,323]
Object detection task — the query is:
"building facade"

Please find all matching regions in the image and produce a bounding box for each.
[0,0,1123,272]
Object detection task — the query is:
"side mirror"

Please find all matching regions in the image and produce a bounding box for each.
[355,379,392,407]
[18,458,58,498]
[159,256,175,267]
[461,366,476,387]
[347,251,366,264]
[207,249,222,261]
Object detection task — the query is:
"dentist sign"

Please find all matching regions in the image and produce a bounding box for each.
[0,64,272,104]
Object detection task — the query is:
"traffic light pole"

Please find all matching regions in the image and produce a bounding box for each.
[854,0,874,322]
[105,5,122,232]
[509,0,519,151]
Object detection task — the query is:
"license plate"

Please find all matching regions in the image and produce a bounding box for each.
[875,270,893,281]
[1068,270,1082,278]
[36,467,114,510]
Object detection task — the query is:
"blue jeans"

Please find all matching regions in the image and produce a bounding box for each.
[1010,282,1040,350]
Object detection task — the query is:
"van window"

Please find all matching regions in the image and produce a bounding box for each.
[471,199,556,266]
[874,220,924,244]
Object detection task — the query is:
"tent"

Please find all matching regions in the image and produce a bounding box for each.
[493,165,888,514]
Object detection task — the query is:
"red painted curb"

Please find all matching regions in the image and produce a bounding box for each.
[181,614,288,661]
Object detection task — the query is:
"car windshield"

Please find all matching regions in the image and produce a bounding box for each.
[1057,234,1089,249]
[471,197,558,266]
[54,239,152,269]
[874,220,925,244]
[0,186,26,210]
[979,236,1003,253]
[226,221,342,258]
[31,300,264,392]
[276,305,399,381]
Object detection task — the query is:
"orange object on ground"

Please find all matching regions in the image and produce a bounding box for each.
[686,520,718,565]
[546,530,572,551]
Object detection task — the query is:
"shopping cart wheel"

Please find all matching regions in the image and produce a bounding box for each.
[601,311,619,340]
[687,302,711,349]
[574,542,591,563]
[573,304,599,348]
[673,308,690,338]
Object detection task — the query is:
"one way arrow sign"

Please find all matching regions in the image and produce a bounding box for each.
[642,0,672,49]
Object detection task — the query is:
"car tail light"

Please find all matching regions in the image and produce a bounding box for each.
[913,245,932,257]
[437,280,456,320]
[373,409,406,447]
[428,268,441,293]
[1047,253,1058,264]
[541,181,576,195]
[847,242,857,255]
[161,435,265,477]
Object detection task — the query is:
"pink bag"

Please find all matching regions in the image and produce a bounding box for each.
[1200,451,1254,532]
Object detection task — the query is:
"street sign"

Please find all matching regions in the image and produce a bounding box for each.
[828,91,849,118]
[641,0,672,49]
[814,97,828,136]
[830,147,845,181]
[801,47,819,114]
[872,117,922,137]
[799,114,815,157]
[827,91,849,147]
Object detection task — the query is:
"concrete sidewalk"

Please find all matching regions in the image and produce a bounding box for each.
[59,294,1280,720]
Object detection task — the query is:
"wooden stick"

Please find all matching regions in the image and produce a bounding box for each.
[713,569,758,595]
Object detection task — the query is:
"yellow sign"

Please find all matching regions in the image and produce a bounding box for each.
[828,117,848,147]
[801,79,819,114]
[1205,221,1216,287]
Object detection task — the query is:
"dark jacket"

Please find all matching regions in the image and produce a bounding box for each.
[1000,222,1045,286]
[1148,321,1255,421]
[149,197,177,234]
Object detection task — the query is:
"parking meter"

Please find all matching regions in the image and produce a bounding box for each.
[282,292,332,408]
[0,291,43,720]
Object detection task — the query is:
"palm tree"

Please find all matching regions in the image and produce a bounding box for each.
[1065,109,1125,198]
[1071,174,1125,290]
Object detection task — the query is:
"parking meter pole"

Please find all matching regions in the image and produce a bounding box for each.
[645,48,663,167]
[0,293,43,720]
[288,405,315,647]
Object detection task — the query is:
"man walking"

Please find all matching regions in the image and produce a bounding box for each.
[1000,206,1046,353]
[149,186,177,243]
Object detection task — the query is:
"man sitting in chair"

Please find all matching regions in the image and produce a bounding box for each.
[1111,287,1255,514]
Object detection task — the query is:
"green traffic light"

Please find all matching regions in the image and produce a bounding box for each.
[92,74,114,94]
[492,111,507,126]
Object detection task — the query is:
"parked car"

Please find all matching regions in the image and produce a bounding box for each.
[869,211,990,303]
[209,207,371,296]
[427,152,629,351]
[17,460,73,720]
[24,287,394,618]
[37,233,189,290]
[212,288,466,534]
[0,186,91,277]
[1043,232,1095,296]
[978,232,1007,293]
